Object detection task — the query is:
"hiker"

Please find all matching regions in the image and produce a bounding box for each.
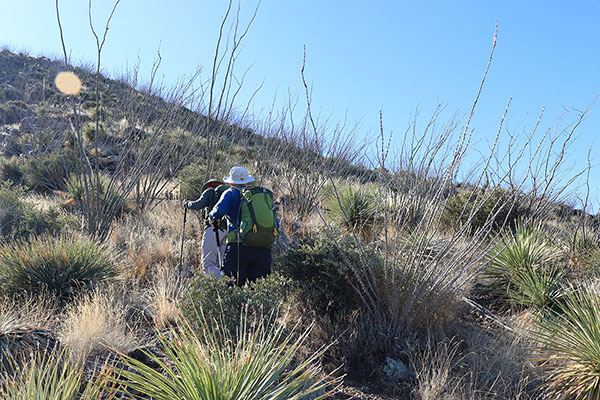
[208,166,278,287]
[183,179,228,277]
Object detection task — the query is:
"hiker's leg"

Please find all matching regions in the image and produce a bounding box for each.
[246,248,272,283]
[201,227,222,278]
[223,243,248,286]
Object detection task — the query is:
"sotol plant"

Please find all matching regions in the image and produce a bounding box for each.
[533,283,600,399]
[0,350,118,399]
[485,223,565,310]
[0,236,116,304]
[113,314,337,400]
[326,185,379,242]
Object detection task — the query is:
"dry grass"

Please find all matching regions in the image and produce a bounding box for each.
[148,265,181,329]
[410,336,463,400]
[60,287,137,361]
[109,201,202,284]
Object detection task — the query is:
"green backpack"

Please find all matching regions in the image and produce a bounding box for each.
[228,186,278,248]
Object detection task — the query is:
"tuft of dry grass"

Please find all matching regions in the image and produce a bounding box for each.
[410,336,463,400]
[60,287,137,361]
[148,265,181,329]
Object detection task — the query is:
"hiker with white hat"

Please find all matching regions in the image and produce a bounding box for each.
[182,179,229,277]
[208,166,278,286]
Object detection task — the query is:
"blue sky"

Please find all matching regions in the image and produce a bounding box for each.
[1,1,599,209]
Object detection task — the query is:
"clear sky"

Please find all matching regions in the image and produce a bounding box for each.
[1,1,599,209]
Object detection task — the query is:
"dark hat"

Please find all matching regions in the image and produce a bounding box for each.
[201,179,224,192]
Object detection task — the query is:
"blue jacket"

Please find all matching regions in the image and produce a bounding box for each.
[208,187,242,235]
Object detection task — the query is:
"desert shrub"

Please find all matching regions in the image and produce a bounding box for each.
[24,151,78,193]
[114,314,334,400]
[0,300,51,376]
[82,121,106,142]
[275,235,362,319]
[3,136,21,157]
[0,350,118,399]
[326,185,380,241]
[0,183,76,241]
[563,231,600,274]
[0,236,116,304]
[0,157,24,186]
[178,162,208,200]
[533,283,600,399]
[82,100,96,110]
[441,187,524,234]
[0,100,29,125]
[182,273,290,339]
[485,223,565,310]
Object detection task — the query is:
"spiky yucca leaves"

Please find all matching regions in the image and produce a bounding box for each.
[485,223,564,310]
[327,186,379,241]
[0,236,116,304]
[533,284,600,399]
[0,300,50,375]
[0,350,118,399]
[114,314,336,400]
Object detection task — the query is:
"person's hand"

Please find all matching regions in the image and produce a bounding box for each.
[182,200,189,209]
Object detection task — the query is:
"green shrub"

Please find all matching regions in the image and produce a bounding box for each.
[485,223,564,310]
[182,273,289,339]
[114,315,333,400]
[0,101,29,125]
[178,162,208,200]
[441,187,524,234]
[533,284,600,399]
[0,158,24,186]
[0,236,116,304]
[24,151,78,193]
[275,235,361,319]
[326,186,379,241]
[0,183,76,241]
[3,137,21,157]
[82,122,106,142]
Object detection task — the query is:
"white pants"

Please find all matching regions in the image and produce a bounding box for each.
[201,226,227,278]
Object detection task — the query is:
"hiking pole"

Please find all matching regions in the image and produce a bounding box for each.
[214,223,223,271]
[178,207,188,278]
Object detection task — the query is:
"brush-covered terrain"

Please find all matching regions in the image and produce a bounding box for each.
[1,47,600,400]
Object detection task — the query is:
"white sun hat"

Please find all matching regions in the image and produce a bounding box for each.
[223,166,255,185]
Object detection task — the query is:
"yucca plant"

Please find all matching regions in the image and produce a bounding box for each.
[0,236,116,304]
[58,173,106,208]
[533,284,600,399]
[0,300,50,375]
[485,223,564,310]
[113,314,337,400]
[0,350,118,399]
[327,186,379,241]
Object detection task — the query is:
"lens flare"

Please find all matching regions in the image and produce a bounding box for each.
[55,71,82,95]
